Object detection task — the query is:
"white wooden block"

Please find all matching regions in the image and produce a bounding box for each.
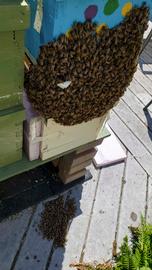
[23,117,42,161]
[94,125,126,168]
[23,91,42,161]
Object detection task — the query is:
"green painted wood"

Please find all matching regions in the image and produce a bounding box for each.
[0,105,24,116]
[0,107,25,167]
[0,1,30,32]
[0,127,110,182]
[0,0,29,110]
[0,31,24,57]
[0,31,25,110]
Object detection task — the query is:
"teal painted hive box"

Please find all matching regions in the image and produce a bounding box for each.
[26,0,152,60]
[0,0,30,111]
[0,106,25,167]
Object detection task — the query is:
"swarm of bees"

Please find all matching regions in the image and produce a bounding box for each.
[38,196,76,247]
[26,5,149,125]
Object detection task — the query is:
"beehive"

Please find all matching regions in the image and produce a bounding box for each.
[40,115,107,160]
[23,113,108,161]
[26,6,149,126]
[23,90,108,161]
[0,0,30,110]
[26,0,152,59]
[0,106,25,167]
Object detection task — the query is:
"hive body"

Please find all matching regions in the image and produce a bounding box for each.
[24,113,107,161]
[0,106,25,167]
[0,0,30,110]
[26,0,152,59]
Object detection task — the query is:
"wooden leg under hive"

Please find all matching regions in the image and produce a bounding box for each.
[54,140,102,184]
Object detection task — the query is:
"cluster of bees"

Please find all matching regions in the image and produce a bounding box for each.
[26,5,149,126]
[38,197,76,246]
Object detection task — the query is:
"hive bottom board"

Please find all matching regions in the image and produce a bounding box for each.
[0,126,109,182]
[0,162,91,221]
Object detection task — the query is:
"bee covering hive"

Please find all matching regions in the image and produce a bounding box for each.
[26,5,149,126]
[26,0,152,59]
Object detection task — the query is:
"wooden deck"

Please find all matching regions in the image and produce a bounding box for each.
[0,40,152,270]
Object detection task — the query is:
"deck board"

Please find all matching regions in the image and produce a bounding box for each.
[83,162,125,263]
[114,100,152,154]
[108,111,152,176]
[0,208,33,270]
[13,203,53,270]
[147,176,152,224]
[122,89,152,131]
[117,153,147,247]
[139,53,152,82]
[134,68,152,97]
[128,78,152,106]
[48,165,100,270]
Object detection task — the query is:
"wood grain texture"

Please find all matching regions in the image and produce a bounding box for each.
[0,208,33,270]
[59,169,86,184]
[0,126,109,182]
[147,176,152,224]
[48,164,100,270]
[117,153,147,247]
[122,89,152,131]
[83,162,125,263]
[108,111,152,176]
[0,2,29,31]
[13,203,53,270]
[128,78,152,106]
[114,99,152,154]
[134,68,152,97]
[41,116,107,160]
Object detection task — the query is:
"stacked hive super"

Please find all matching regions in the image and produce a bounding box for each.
[0,1,29,167]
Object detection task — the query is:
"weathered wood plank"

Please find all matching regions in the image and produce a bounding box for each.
[147,176,152,224]
[141,44,152,59]
[114,100,152,154]
[134,68,152,97]
[139,52,152,82]
[128,78,152,106]
[146,41,152,51]
[143,21,152,39]
[13,203,54,270]
[48,164,100,270]
[108,111,152,176]
[122,89,152,131]
[83,162,125,263]
[117,153,147,247]
[0,208,33,270]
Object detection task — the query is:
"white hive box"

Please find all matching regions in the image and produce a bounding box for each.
[40,115,107,160]
[23,91,108,161]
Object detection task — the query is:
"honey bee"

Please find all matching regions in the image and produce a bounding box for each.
[26,5,149,125]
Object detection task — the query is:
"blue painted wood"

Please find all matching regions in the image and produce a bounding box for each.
[26,0,152,59]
